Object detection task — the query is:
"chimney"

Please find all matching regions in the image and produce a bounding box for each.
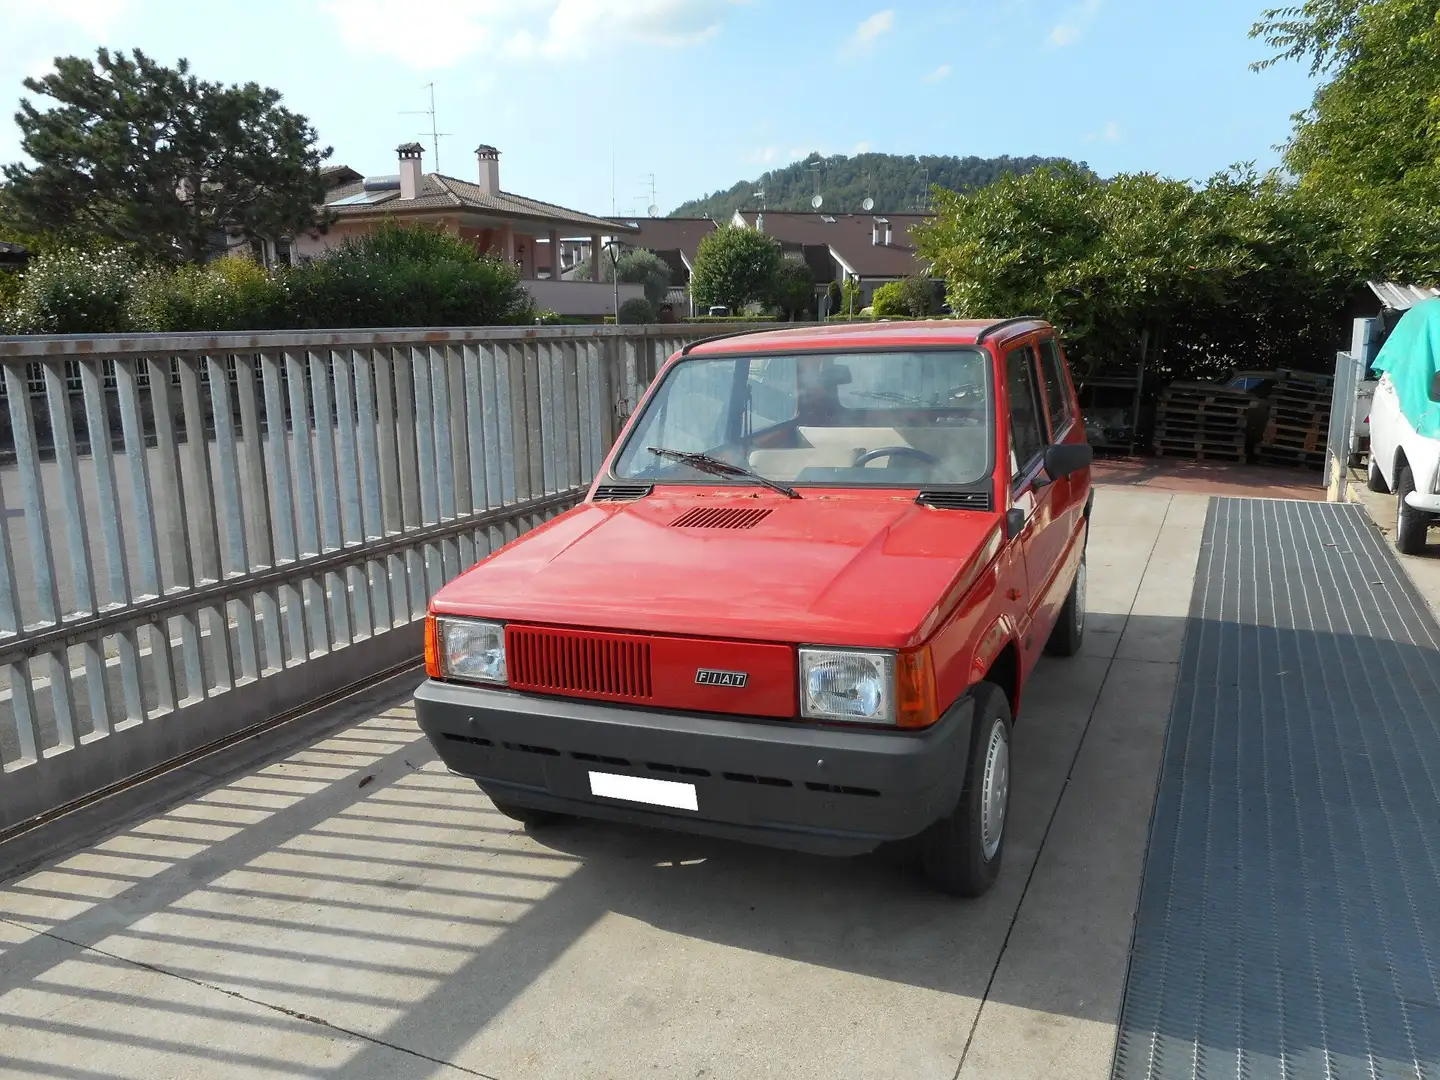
[755,212,764,233]
[397,142,424,200]
[475,145,500,195]
[884,221,893,246]
[871,220,879,246]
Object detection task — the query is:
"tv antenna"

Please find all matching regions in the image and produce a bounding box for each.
[809,161,823,210]
[753,187,767,210]
[913,166,932,213]
[401,83,452,172]
[861,197,875,212]
[811,194,824,209]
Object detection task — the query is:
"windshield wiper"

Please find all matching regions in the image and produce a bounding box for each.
[646,447,801,499]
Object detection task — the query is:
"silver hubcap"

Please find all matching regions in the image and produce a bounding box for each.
[980,719,1009,861]
[1075,558,1087,634]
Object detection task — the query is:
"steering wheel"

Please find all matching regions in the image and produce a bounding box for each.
[854,445,939,467]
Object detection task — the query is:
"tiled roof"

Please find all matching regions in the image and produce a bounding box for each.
[324,173,631,233]
[733,211,933,279]
[607,217,719,263]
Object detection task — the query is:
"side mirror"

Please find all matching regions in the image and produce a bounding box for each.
[1430,372,1440,402]
[1043,442,1094,482]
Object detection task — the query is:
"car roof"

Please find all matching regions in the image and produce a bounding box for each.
[682,318,1050,358]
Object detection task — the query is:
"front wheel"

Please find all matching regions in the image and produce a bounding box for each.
[1044,553,1086,657]
[1395,465,1431,555]
[485,790,569,828]
[920,683,1012,898]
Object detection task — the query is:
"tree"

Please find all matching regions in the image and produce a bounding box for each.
[913,162,1362,381]
[671,151,1091,218]
[615,248,672,307]
[3,48,332,265]
[1251,1,1440,278]
[689,225,783,313]
[770,259,814,319]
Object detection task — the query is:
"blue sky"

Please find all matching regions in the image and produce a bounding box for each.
[1,0,1318,216]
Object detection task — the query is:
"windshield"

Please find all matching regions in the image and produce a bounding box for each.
[613,349,993,487]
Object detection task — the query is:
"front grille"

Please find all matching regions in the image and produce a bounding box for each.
[670,506,773,529]
[506,626,653,700]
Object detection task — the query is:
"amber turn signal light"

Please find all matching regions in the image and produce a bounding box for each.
[424,613,441,679]
[896,646,939,729]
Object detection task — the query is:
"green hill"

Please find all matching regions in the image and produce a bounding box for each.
[671,151,1085,218]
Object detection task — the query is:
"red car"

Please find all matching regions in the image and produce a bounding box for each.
[417,318,1092,897]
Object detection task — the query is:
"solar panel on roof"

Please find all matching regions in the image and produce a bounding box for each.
[331,191,399,207]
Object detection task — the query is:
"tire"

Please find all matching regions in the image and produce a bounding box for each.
[1395,465,1430,555]
[920,683,1012,898]
[1044,552,1086,657]
[485,792,569,828]
[1368,457,1390,494]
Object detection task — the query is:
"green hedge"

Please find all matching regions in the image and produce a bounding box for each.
[1,222,537,334]
[682,315,779,323]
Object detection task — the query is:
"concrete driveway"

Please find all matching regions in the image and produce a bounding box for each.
[0,487,1206,1080]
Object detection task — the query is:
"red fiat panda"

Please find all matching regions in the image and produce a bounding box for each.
[416,319,1092,897]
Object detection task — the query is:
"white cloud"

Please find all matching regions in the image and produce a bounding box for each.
[0,0,129,35]
[1048,0,1101,48]
[852,141,871,154]
[923,63,951,84]
[1083,120,1122,142]
[748,146,779,164]
[845,9,895,53]
[324,0,738,69]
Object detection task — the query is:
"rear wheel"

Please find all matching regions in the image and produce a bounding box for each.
[920,683,1012,898]
[1044,553,1086,657]
[1395,465,1431,555]
[1368,457,1390,494]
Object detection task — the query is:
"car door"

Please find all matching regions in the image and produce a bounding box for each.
[1034,335,1089,603]
[1002,340,1061,670]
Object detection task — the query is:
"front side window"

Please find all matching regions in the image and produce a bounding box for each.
[1005,345,1046,480]
[1037,338,1073,437]
[613,349,993,487]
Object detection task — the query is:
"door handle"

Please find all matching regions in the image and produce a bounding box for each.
[1006,588,1022,602]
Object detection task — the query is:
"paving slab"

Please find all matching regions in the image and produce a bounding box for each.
[0,486,1188,1080]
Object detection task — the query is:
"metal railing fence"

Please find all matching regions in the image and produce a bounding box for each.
[0,323,761,832]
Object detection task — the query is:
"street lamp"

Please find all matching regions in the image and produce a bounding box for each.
[603,237,623,322]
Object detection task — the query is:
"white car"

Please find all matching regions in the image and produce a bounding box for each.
[1366,369,1440,554]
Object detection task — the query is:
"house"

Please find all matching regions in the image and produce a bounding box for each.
[0,241,28,273]
[290,144,641,317]
[729,210,939,311]
[595,210,940,316]
[599,217,721,314]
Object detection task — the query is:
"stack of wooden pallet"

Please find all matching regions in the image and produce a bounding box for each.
[1257,368,1333,468]
[1152,382,1254,462]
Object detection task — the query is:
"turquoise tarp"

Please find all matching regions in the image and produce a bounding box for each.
[1371,297,1440,439]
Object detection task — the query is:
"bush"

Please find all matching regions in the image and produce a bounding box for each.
[682,315,779,323]
[129,254,285,332]
[615,249,672,308]
[825,279,842,316]
[1,247,137,334]
[871,282,908,317]
[282,222,534,329]
[872,274,936,318]
[770,259,814,320]
[617,297,656,324]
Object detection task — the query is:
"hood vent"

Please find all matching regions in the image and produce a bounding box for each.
[916,490,993,511]
[593,484,653,501]
[670,506,774,530]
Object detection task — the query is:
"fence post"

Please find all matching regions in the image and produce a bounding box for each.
[1325,350,1359,503]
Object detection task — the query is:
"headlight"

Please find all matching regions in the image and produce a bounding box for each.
[799,648,895,724]
[435,617,507,684]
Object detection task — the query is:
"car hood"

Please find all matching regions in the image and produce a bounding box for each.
[433,491,1001,648]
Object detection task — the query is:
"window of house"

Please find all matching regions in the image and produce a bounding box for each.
[1006,345,1046,480]
[1037,337,1072,437]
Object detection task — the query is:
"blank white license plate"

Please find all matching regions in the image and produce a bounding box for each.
[588,771,698,811]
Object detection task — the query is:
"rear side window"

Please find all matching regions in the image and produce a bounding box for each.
[1006,345,1046,478]
[1037,338,1073,437]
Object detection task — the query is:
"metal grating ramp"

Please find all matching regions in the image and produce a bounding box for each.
[1113,498,1440,1080]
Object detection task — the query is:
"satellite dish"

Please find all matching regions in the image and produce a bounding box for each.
[647,204,659,217]
[862,197,875,212]
[811,194,824,209]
